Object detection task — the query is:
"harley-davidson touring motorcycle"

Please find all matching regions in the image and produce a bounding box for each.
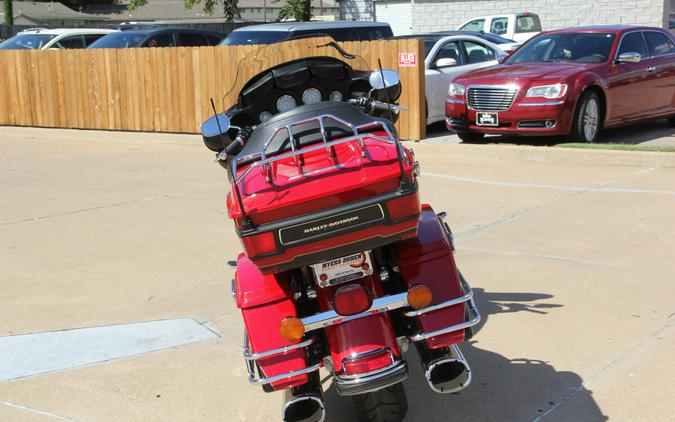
[201,37,480,422]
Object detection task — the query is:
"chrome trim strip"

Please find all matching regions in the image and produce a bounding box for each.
[301,292,409,332]
[243,330,315,360]
[403,289,473,317]
[518,100,565,106]
[339,348,396,380]
[446,98,465,104]
[333,361,408,396]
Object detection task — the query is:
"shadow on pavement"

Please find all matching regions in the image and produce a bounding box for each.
[455,119,674,147]
[323,289,608,422]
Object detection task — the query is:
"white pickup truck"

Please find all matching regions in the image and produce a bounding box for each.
[458,12,542,43]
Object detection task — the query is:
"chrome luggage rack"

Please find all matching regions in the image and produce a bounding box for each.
[231,114,409,186]
[241,275,480,386]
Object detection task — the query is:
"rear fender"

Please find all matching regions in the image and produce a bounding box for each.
[317,274,401,375]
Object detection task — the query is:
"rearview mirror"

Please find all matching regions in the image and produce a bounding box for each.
[369,69,400,89]
[435,58,457,68]
[201,113,232,152]
[616,52,641,63]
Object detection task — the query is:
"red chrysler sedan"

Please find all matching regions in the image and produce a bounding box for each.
[445,26,675,142]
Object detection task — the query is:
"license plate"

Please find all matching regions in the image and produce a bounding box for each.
[476,112,499,126]
[312,251,373,288]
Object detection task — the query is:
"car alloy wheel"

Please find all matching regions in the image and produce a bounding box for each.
[583,98,599,142]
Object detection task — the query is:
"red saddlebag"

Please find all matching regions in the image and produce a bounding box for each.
[395,204,467,349]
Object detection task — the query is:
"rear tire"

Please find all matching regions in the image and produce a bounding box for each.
[667,116,675,127]
[352,382,408,422]
[571,91,601,143]
[457,132,485,143]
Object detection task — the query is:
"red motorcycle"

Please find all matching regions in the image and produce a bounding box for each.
[201,38,480,422]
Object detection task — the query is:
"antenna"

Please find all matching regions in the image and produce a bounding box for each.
[377,59,409,190]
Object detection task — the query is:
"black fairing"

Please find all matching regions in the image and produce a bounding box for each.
[234,101,397,165]
[231,57,371,130]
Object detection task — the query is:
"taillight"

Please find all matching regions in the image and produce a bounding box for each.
[343,348,394,375]
[386,193,420,221]
[240,231,277,257]
[334,284,371,316]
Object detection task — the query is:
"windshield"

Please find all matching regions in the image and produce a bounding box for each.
[507,32,615,64]
[221,36,368,112]
[0,34,56,50]
[479,33,516,44]
[88,32,147,48]
[220,31,289,46]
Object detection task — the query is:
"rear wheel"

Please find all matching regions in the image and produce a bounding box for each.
[457,132,485,143]
[667,116,675,127]
[352,382,408,422]
[571,91,601,143]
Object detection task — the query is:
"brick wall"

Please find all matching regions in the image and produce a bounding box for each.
[412,0,669,33]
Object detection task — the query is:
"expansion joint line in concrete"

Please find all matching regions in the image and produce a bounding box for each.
[530,317,674,421]
[1,400,80,422]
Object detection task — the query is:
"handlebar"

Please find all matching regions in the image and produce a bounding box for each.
[348,97,407,113]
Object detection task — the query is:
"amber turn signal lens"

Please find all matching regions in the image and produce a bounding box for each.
[407,284,433,309]
[279,316,305,342]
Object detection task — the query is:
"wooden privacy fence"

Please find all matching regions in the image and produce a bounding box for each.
[0,39,426,140]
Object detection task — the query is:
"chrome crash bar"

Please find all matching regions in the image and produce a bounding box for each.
[241,277,480,385]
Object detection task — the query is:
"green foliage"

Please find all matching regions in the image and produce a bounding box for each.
[276,0,311,22]
[4,0,14,25]
[128,0,240,21]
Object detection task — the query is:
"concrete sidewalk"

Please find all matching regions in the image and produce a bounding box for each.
[1,126,674,421]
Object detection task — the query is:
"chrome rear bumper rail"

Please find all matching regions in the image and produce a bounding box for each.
[243,330,314,361]
[243,330,320,385]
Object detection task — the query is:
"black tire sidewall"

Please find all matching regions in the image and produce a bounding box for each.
[573,91,601,143]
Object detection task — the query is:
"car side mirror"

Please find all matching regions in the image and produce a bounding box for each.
[435,58,457,68]
[616,52,641,63]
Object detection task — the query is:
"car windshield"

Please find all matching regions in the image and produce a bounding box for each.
[479,33,516,44]
[507,32,615,63]
[220,31,289,46]
[0,34,56,50]
[88,32,147,48]
[423,39,440,56]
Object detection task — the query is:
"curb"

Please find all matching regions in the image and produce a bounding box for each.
[410,142,675,169]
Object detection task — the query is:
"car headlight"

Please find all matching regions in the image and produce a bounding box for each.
[526,83,568,99]
[448,83,465,97]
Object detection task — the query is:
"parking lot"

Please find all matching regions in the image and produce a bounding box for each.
[1,126,675,422]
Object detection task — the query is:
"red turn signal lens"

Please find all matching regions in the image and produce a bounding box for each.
[386,193,420,221]
[279,317,305,342]
[407,284,433,309]
[240,231,277,257]
[334,284,371,316]
[343,349,394,376]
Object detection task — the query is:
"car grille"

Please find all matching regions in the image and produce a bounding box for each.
[467,87,518,111]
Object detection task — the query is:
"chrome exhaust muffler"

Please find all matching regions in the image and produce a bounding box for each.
[282,387,325,422]
[422,344,471,394]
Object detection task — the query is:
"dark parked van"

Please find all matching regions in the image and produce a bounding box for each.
[220,21,393,46]
[88,28,225,49]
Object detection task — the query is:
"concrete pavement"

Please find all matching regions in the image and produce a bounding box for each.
[1,126,674,421]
